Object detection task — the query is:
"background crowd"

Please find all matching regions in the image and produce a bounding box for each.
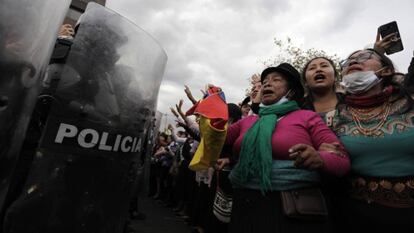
[144,29,414,233]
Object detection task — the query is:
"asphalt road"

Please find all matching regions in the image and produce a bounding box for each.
[129,197,192,233]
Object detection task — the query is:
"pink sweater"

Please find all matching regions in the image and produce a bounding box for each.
[225,110,350,176]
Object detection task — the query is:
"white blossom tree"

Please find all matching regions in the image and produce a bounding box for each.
[264,37,341,77]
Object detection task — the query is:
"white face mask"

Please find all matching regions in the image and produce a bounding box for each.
[276,91,290,105]
[340,68,386,94]
[261,90,291,107]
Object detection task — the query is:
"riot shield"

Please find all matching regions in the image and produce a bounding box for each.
[0,0,71,220]
[2,3,167,233]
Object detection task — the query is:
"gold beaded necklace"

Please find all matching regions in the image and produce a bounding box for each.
[348,101,391,136]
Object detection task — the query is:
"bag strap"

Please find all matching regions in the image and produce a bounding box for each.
[216,170,220,188]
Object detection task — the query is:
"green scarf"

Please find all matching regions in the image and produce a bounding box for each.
[231,100,300,193]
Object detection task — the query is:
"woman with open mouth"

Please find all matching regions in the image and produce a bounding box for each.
[302,57,342,127]
[333,48,414,233]
[220,63,350,233]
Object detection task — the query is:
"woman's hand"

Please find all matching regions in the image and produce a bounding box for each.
[59,24,75,37]
[215,158,230,170]
[175,99,187,120]
[175,119,186,128]
[170,107,179,118]
[184,85,198,105]
[288,144,324,170]
[250,87,261,104]
[154,146,166,157]
[319,142,345,157]
[374,31,398,54]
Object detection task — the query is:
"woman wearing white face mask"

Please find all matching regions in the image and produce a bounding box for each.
[333,49,414,233]
[219,63,350,233]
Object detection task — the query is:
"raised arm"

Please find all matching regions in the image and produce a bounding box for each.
[184,85,198,105]
[168,124,186,144]
[373,31,397,55]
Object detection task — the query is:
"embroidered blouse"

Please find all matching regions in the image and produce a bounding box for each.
[333,95,414,177]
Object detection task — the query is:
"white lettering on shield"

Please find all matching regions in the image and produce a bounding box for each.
[54,123,140,153]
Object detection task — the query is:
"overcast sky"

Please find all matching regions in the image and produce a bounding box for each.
[106,0,414,119]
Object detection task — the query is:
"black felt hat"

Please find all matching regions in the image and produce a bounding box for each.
[260,63,304,101]
[241,96,250,106]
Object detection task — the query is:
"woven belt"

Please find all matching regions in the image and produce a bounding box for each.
[349,176,414,208]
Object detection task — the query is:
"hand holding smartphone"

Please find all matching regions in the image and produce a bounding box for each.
[377,21,404,55]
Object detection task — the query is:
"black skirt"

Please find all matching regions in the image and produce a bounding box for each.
[229,188,332,233]
[336,196,414,233]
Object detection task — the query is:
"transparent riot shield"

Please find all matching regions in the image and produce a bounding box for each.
[2,3,167,233]
[0,0,70,220]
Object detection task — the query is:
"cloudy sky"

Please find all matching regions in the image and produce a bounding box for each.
[106,0,414,119]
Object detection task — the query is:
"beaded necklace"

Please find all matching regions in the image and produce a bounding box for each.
[348,101,391,136]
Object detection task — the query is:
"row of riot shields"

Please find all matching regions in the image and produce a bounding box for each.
[0,2,167,233]
[0,0,72,227]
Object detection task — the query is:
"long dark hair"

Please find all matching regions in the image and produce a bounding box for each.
[302,57,340,83]
[346,49,395,85]
[346,49,413,112]
[301,57,340,109]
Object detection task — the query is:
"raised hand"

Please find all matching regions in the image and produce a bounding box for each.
[175,99,187,121]
[170,107,179,118]
[184,85,197,104]
[168,124,173,131]
[175,119,186,128]
[374,31,398,54]
[59,24,75,37]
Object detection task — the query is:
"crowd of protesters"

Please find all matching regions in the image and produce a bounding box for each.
[143,29,414,233]
[147,97,240,233]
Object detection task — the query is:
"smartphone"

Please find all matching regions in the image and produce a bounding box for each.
[378,21,404,55]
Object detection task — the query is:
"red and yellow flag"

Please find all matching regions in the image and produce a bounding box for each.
[187,85,228,171]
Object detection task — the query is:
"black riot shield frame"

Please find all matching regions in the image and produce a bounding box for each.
[0,0,70,225]
[2,3,167,233]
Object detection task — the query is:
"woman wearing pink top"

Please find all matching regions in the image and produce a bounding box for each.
[223,63,350,233]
